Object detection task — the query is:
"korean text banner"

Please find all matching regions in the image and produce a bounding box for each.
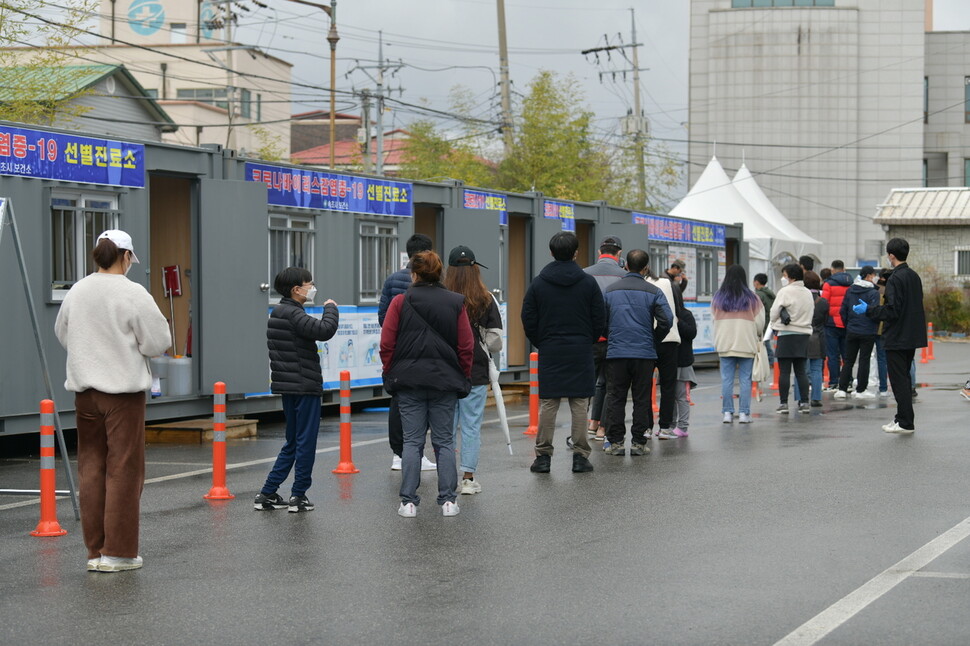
[463,189,508,225]
[0,124,144,188]
[544,200,576,232]
[633,212,725,247]
[247,162,413,216]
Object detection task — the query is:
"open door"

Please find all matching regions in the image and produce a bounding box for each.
[198,179,270,395]
[442,207,500,289]
[530,215,566,279]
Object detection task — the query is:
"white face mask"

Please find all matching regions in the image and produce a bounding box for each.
[123,252,133,276]
[303,286,317,304]
[780,277,789,286]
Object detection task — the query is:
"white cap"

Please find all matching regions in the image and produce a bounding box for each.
[97,229,139,264]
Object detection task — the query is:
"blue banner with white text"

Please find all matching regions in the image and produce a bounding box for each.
[246,162,413,216]
[463,189,508,225]
[0,124,144,188]
[633,212,725,247]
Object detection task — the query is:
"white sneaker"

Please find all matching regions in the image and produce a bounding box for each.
[391,455,402,471]
[87,557,100,572]
[460,478,482,495]
[442,501,460,516]
[397,502,417,517]
[882,421,914,435]
[854,390,875,400]
[738,413,752,424]
[722,412,733,424]
[833,390,847,400]
[879,390,889,398]
[97,555,143,572]
[421,456,436,471]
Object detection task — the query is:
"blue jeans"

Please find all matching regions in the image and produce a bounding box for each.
[719,356,753,415]
[825,326,847,387]
[794,358,823,402]
[875,336,888,392]
[398,389,458,506]
[454,384,487,474]
[262,394,321,498]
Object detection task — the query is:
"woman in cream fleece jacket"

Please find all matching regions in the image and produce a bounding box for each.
[769,263,814,414]
[55,230,170,573]
[712,265,765,424]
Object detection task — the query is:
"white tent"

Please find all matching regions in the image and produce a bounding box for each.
[670,156,793,277]
[732,163,823,265]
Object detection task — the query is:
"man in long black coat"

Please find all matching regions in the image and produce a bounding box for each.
[521,231,607,474]
[856,237,926,434]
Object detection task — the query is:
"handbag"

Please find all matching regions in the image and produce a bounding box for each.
[753,341,772,383]
[779,306,792,326]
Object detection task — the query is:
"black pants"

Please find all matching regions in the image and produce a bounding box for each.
[656,342,679,430]
[887,348,916,430]
[778,357,809,404]
[605,358,655,445]
[839,333,876,393]
[388,393,403,457]
[589,341,609,423]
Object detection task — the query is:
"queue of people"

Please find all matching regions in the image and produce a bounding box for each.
[58,229,930,573]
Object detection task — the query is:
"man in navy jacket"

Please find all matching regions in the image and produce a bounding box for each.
[603,249,672,456]
[835,266,881,399]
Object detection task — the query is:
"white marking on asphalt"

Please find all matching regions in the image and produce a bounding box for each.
[774,516,970,646]
[910,571,970,580]
[0,414,534,511]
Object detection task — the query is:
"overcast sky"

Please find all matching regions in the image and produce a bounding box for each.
[233,0,969,192]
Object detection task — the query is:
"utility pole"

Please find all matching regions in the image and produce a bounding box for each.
[360,90,371,173]
[496,0,513,156]
[581,9,649,207]
[630,9,646,209]
[347,32,403,176]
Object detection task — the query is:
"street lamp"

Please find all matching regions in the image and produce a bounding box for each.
[284,0,339,169]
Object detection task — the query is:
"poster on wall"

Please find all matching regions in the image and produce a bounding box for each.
[668,246,697,302]
[717,249,727,288]
[686,303,715,355]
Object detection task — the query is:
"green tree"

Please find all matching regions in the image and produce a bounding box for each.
[397,119,495,186]
[497,71,610,201]
[0,0,97,125]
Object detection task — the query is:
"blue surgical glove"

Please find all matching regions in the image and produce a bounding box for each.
[852,301,868,314]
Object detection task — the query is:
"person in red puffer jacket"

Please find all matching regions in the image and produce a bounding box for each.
[821,260,852,390]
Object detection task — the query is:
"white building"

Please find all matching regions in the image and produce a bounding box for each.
[689,0,927,266]
[89,0,292,154]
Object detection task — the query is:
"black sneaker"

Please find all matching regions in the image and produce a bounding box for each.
[253,492,288,511]
[571,453,594,473]
[287,495,314,513]
[811,400,823,407]
[530,454,551,473]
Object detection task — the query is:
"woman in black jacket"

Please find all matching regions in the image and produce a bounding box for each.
[381,251,475,518]
[254,267,339,513]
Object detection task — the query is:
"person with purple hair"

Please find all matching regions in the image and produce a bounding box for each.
[712,265,765,424]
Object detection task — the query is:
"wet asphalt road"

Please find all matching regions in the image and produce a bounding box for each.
[2,343,969,645]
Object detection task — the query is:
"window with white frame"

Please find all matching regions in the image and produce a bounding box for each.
[51,191,120,295]
[648,244,667,278]
[697,249,716,299]
[268,213,314,291]
[359,221,398,303]
[956,247,970,277]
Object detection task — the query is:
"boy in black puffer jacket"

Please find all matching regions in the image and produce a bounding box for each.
[834,266,880,400]
[255,267,338,513]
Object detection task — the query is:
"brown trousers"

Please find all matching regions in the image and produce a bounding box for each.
[75,390,146,559]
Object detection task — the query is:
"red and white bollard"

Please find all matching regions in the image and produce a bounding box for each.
[525,352,539,436]
[31,400,66,537]
[204,382,234,500]
[333,370,359,474]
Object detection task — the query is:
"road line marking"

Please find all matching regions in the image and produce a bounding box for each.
[2,413,534,511]
[910,571,970,580]
[774,516,970,646]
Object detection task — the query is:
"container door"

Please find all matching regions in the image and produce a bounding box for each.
[198,179,269,395]
[530,214,566,279]
[442,207,500,290]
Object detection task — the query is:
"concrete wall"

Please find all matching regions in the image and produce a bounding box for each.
[884,224,970,280]
[924,32,970,188]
